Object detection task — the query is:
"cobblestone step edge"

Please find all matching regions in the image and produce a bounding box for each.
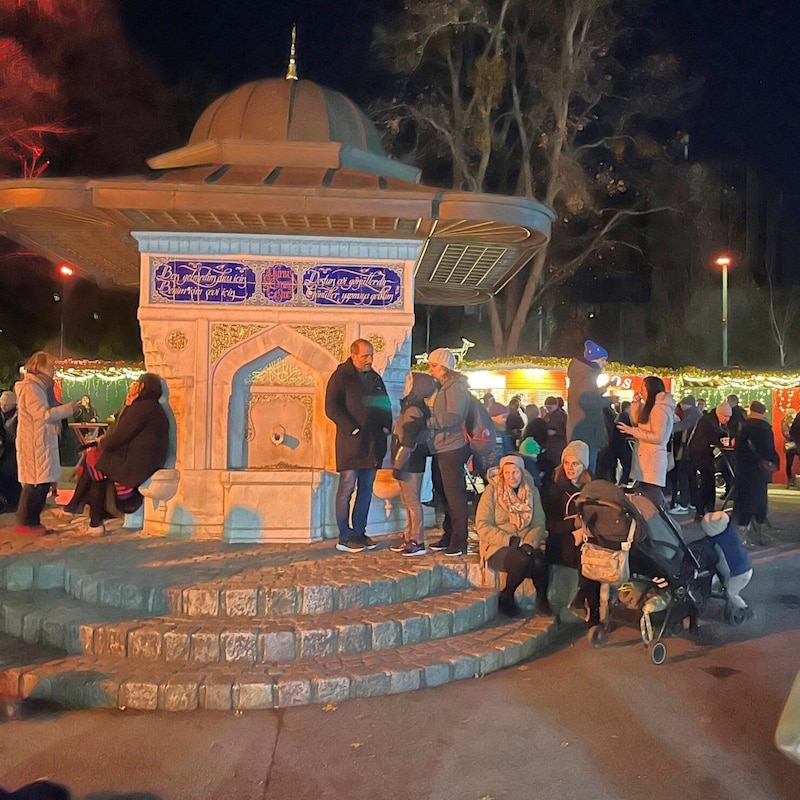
[0,556,483,617]
[0,614,558,711]
[0,587,498,662]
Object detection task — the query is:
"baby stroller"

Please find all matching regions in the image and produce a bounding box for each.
[572,480,713,665]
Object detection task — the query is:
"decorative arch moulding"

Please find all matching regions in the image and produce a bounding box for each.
[210,323,346,364]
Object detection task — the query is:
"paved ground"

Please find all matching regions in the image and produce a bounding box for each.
[1,487,799,799]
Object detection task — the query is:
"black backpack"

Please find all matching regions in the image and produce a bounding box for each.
[464,394,497,459]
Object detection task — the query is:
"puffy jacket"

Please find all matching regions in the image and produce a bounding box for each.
[14,372,75,485]
[475,467,546,564]
[628,392,676,486]
[427,373,470,454]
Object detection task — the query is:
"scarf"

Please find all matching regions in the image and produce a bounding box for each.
[495,476,533,531]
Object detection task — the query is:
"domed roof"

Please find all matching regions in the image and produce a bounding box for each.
[188,78,386,156]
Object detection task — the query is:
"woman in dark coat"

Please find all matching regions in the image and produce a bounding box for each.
[64,373,169,533]
[542,440,601,626]
[734,400,779,546]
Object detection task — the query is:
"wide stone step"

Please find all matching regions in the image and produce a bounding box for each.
[81,588,497,663]
[0,589,145,653]
[1,553,474,617]
[0,613,557,711]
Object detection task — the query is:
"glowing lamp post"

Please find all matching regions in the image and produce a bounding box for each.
[715,255,731,367]
[57,263,75,359]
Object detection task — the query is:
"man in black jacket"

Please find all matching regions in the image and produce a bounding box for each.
[325,339,392,553]
[687,401,731,520]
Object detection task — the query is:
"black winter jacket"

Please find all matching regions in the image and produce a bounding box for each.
[687,411,728,466]
[96,395,169,487]
[325,359,392,471]
[735,416,779,486]
[543,474,584,569]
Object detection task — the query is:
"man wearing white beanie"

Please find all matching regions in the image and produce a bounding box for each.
[427,347,472,556]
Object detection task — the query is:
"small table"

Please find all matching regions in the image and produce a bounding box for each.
[69,422,109,447]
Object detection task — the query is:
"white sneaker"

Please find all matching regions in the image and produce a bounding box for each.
[87,523,105,535]
[669,505,689,515]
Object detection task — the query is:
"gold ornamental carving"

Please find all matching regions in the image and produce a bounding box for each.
[367,334,385,353]
[210,323,266,362]
[246,393,313,441]
[165,330,188,351]
[247,357,314,387]
[290,325,345,359]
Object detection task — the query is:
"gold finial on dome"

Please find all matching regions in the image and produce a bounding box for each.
[285,23,298,81]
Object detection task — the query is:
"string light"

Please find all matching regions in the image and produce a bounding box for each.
[414,354,800,395]
[54,359,144,382]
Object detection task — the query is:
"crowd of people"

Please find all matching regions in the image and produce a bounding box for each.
[325,338,780,620]
[0,351,169,536]
[0,340,783,620]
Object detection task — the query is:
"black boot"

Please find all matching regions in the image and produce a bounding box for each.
[497,591,521,618]
[535,595,553,616]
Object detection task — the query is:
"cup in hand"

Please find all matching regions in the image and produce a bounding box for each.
[720,436,730,447]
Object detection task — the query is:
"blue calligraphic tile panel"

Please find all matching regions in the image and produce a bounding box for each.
[149,259,402,308]
[152,260,256,303]
[301,265,402,307]
[262,263,297,304]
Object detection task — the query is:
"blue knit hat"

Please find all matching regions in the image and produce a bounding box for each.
[584,340,608,361]
[583,339,608,361]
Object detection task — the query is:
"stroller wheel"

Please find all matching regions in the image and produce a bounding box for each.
[669,621,684,637]
[650,641,667,665]
[724,605,749,626]
[587,626,608,648]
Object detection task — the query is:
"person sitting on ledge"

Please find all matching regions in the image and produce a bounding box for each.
[61,373,169,535]
[475,453,551,618]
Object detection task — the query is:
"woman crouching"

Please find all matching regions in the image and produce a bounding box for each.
[476,453,551,617]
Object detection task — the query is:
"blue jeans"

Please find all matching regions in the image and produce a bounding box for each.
[335,468,377,541]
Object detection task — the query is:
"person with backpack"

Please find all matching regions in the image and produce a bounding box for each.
[388,372,437,556]
[426,347,472,556]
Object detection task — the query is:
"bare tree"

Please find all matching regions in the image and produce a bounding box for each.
[373,0,693,354]
[765,240,798,368]
[0,37,73,176]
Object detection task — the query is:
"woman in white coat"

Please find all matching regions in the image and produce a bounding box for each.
[616,375,675,508]
[14,351,79,534]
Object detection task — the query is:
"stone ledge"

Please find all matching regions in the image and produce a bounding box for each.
[0,613,557,710]
[80,588,497,663]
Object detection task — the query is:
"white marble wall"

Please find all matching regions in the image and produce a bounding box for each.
[131,233,420,542]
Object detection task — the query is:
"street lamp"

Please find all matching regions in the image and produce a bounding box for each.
[57,262,75,359]
[715,255,731,367]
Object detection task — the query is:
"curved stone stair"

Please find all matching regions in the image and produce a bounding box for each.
[0,539,557,710]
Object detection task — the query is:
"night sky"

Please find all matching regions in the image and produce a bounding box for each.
[118,0,800,206]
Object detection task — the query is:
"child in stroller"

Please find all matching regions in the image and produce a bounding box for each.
[573,480,714,665]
